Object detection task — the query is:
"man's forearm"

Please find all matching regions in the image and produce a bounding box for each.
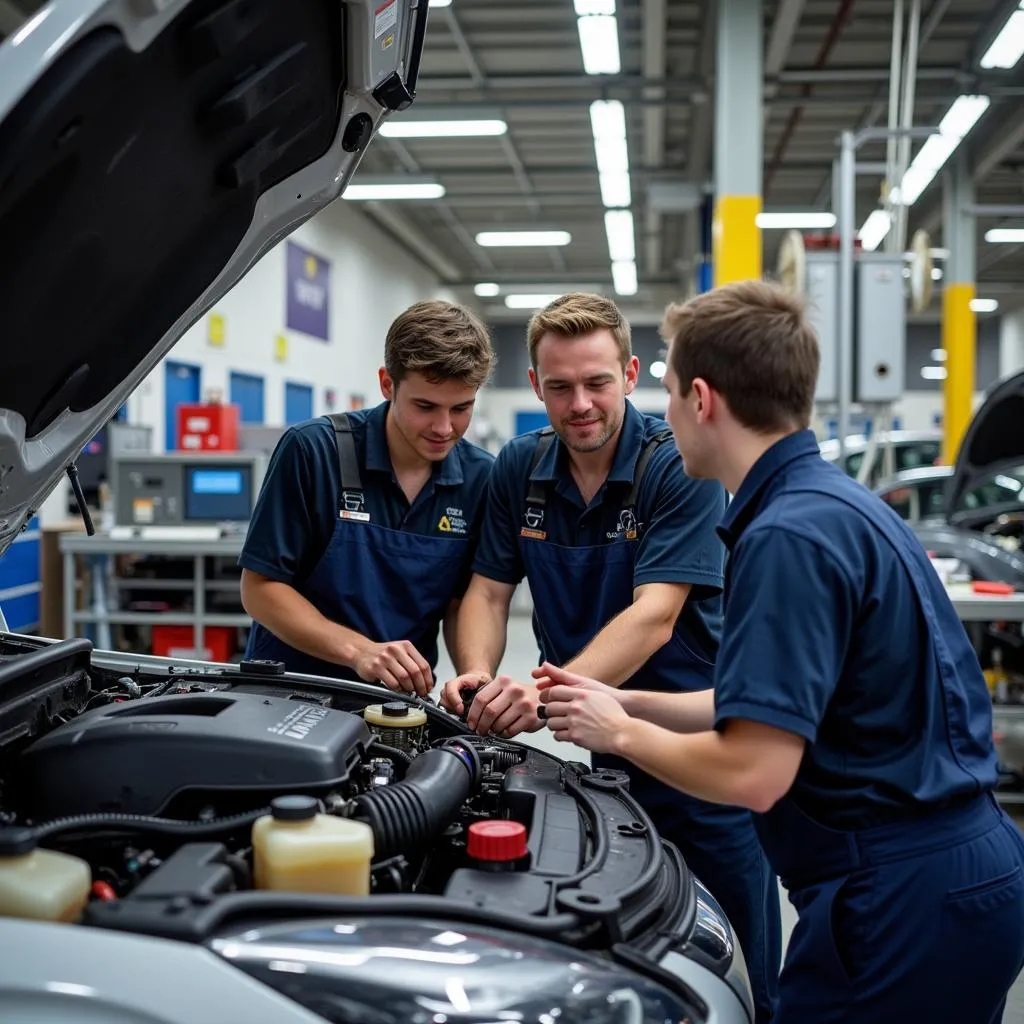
[564,601,675,687]
[618,688,716,732]
[450,587,509,676]
[614,718,760,808]
[242,577,370,669]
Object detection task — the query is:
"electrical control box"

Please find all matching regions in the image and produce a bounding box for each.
[855,252,906,403]
[112,452,267,527]
[804,251,839,403]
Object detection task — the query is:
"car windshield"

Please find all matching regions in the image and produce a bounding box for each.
[879,466,1024,522]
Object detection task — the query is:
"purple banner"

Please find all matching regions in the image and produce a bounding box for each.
[286,240,330,341]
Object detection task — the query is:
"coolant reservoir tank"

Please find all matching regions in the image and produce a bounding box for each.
[0,828,91,923]
[363,701,427,753]
[252,796,374,896]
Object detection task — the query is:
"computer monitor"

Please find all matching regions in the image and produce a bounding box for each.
[184,465,254,521]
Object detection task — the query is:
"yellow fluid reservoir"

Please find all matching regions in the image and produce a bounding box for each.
[0,829,91,923]
[363,701,428,753]
[252,795,374,896]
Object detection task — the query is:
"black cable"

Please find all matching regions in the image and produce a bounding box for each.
[66,463,95,536]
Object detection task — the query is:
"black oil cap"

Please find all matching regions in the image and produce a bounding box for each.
[0,826,37,856]
[382,702,409,718]
[270,796,318,822]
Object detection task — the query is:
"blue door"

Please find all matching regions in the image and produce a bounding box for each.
[229,372,265,424]
[165,361,201,451]
[514,410,550,436]
[285,382,314,425]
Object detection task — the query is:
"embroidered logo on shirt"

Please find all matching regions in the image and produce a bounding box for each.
[438,507,468,535]
[606,507,639,541]
[521,505,546,541]
[340,490,370,523]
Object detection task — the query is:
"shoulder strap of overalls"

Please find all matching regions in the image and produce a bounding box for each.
[327,412,364,501]
[524,427,557,509]
[624,427,674,508]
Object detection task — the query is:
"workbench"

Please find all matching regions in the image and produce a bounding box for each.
[59,531,249,655]
[947,591,1024,622]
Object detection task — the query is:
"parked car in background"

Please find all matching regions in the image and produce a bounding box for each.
[874,464,1024,527]
[819,429,942,488]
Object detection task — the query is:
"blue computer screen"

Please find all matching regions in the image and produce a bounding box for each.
[185,466,252,520]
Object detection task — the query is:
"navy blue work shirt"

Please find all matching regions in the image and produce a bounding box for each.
[238,401,495,594]
[472,402,727,659]
[713,429,999,830]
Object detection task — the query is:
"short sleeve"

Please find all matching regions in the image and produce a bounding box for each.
[633,445,727,598]
[713,527,854,743]
[238,426,335,585]
[470,445,525,586]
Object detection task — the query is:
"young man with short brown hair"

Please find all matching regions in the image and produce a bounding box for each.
[441,290,782,1023]
[240,299,496,694]
[539,279,1024,1022]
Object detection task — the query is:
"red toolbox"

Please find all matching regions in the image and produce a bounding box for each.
[176,403,240,451]
[152,625,234,663]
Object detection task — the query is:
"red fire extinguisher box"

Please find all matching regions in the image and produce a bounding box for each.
[176,403,240,451]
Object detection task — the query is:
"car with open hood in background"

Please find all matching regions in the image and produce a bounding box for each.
[0,3,754,1022]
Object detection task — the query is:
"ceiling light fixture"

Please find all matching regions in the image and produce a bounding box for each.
[474,283,500,297]
[476,231,572,247]
[343,182,445,200]
[612,260,638,296]
[649,360,667,379]
[858,209,893,252]
[604,209,635,263]
[576,1,620,75]
[921,366,948,381]
[756,212,837,229]
[970,298,999,313]
[504,294,562,309]
[985,228,1024,243]
[980,3,1024,69]
[379,119,507,138]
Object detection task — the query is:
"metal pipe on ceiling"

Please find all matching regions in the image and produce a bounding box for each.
[764,0,858,192]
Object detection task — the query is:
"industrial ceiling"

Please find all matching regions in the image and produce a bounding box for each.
[3,0,1023,322]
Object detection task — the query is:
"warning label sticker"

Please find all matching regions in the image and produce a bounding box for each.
[374,0,397,38]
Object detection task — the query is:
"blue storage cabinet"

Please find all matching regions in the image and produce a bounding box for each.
[0,515,41,632]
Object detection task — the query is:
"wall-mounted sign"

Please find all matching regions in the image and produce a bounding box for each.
[286,241,330,341]
[207,312,226,347]
[274,334,288,363]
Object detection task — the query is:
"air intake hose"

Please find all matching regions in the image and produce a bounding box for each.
[351,738,480,861]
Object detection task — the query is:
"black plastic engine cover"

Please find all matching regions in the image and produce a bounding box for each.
[17,693,371,818]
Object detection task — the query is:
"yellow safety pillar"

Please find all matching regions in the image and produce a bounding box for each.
[941,154,976,465]
[712,0,763,286]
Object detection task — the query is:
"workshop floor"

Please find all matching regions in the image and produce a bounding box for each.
[434,611,1024,1021]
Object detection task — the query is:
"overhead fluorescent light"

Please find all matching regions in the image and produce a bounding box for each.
[858,209,892,251]
[931,349,946,362]
[476,231,572,247]
[931,267,943,281]
[612,260,638,296]
[756,212,837,229]
[921,366,948,381]
[649,360,667,379]
[985,228,1024,243]
[604,210,635,262]
[577,14,621,74]
[590,100,631,208]
[980,5,1024,69]
[429,0,452,6]
[590,98,626,140]
[474,283,500,297]
[504,294,562,309]
[970,298,1000,313]
[599,172,632,207]
[344,182,445,200]
[575,0,616,12]
[380,119,507,138]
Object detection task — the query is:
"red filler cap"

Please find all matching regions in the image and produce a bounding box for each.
[467,820,528,862]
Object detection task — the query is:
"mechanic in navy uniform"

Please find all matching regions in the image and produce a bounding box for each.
[438,292,782,1023]
[539,280,1024,1023]
[239,300,496,696]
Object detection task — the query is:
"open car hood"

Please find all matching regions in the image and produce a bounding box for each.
[0,0,428,556]
[946,368,1024,518]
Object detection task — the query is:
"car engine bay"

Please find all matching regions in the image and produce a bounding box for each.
[0,635,700,977]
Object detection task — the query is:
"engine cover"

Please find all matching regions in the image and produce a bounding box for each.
[17,693,372,819]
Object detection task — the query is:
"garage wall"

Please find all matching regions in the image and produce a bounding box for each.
[129,202,448,450]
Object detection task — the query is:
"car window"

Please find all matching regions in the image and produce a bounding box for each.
[916,480,946,518]
[895,441,941,472]
[844,452,864,479]
[880,487,913,519]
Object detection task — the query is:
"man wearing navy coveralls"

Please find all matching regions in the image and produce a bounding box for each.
[539,280,1024,1022]
[238,300,496,695]
[439,292,782,1023]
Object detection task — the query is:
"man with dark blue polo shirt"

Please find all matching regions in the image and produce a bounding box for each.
[439,292,782,1023]
[539,280,1024,1022]
[238,299,496,694]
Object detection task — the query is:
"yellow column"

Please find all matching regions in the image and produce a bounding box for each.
[713,195,763,285]
[941,282,976,465]
[712,0,762,288]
